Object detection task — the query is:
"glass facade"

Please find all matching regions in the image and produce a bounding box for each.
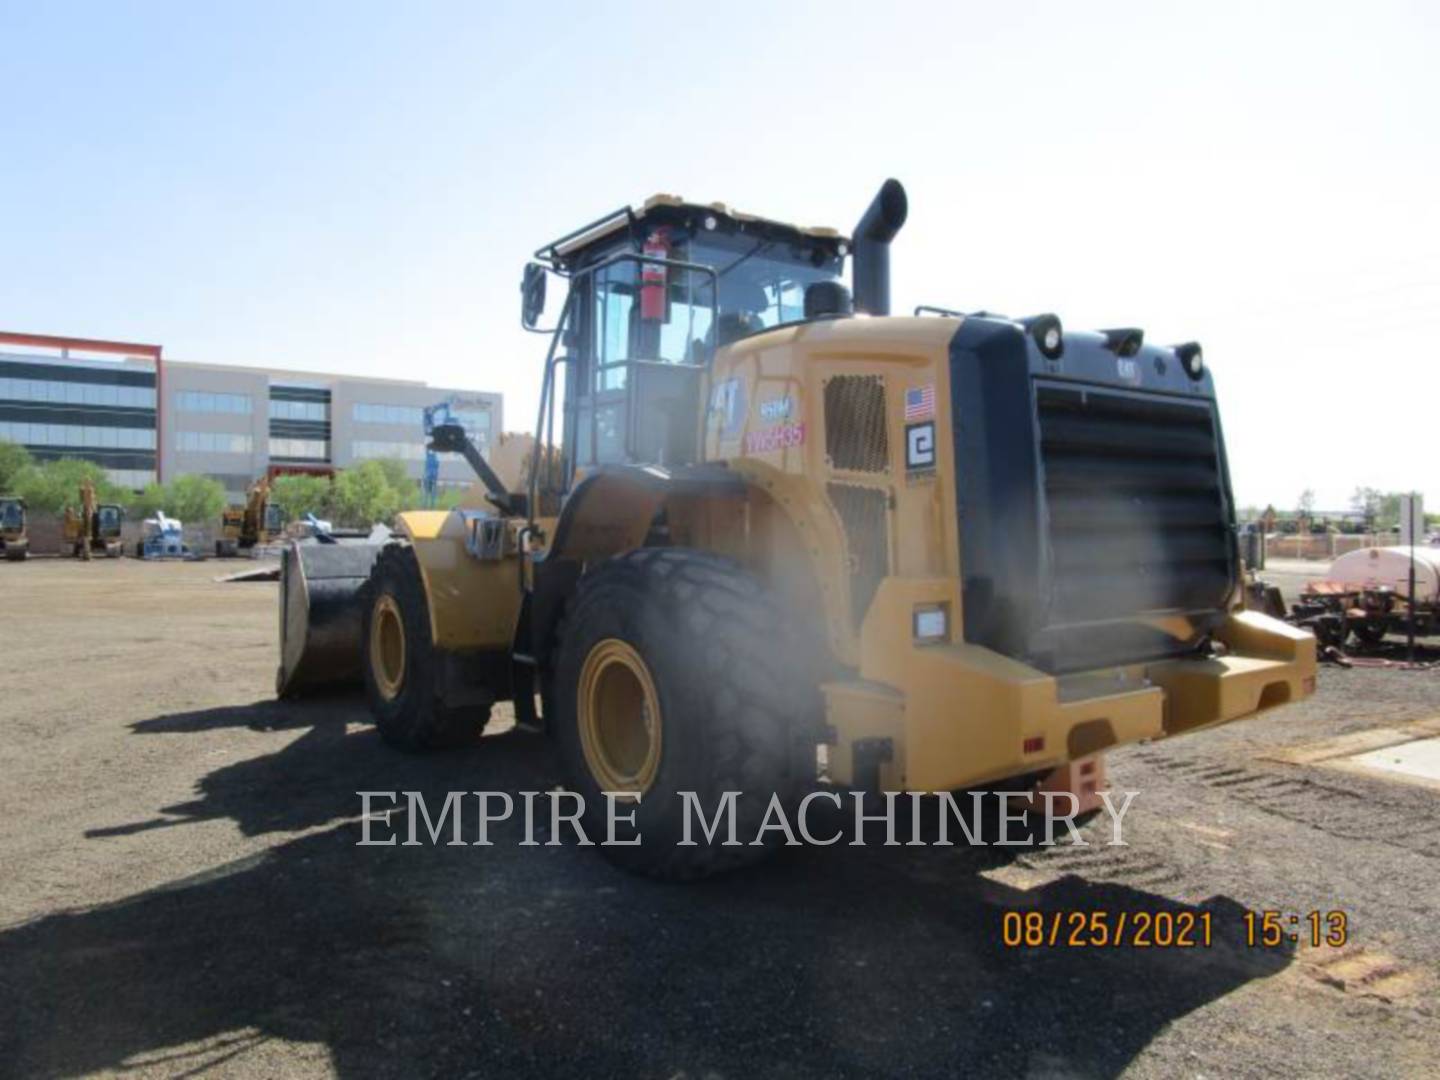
[268,386,331,463]
[353,402,492,437]
[1,351,498,490]
[270,437,328,460]
[270,398,329,422]
[0,375,156,408]
[176,390,252,415]
[0,354,158,488]
[352,439,427,461]
[177,431,253,454]
[109,469,157,489]
[353,402,423,426]
[457,410,491,437]
[0,420,155,449]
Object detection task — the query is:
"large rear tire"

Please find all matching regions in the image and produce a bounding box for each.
[554,548,820,880]
[361,543,489,750]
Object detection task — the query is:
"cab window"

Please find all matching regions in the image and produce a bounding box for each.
[590,259,715,391]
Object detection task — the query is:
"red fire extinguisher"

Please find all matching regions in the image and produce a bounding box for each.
[640,228,669,322]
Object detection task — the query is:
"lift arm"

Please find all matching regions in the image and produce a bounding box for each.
[428,422,514,514]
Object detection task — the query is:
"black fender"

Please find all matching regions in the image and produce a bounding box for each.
[520,463,745,675]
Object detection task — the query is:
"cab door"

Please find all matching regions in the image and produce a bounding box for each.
[565,252,713,477]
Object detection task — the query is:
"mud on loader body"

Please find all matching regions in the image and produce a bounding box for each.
[279,181,1316,878]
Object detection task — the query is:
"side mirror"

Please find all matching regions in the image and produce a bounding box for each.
[521,263,547,329]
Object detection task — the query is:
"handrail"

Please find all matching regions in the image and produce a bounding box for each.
[534,206,634,265]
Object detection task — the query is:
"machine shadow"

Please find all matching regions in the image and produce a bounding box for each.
[7,701,1294,1078]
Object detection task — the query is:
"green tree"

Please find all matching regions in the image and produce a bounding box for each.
[121,475,225,524]
[332,460,403,527]
[1350,486,1381,530]
[433,484,471,510]
[1376,492,1404,530]
[372,458,428,513]
[269,474,334,521]
[162,474,227,524]
[12,458,124,514]
[128,482,168,520]
[0,439,32,492]
[373,458,413,494]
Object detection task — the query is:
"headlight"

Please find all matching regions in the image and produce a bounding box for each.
[1022,313,1064,360]
[1175,342,1204,379]
[913,603,950,643]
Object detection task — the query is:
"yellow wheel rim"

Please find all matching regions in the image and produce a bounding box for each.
[370,593,406,702]
[577,638,662,795]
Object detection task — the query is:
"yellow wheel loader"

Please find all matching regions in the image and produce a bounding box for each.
[278,181,1316,878]
[0,496,27,561]
[217,477,286,557]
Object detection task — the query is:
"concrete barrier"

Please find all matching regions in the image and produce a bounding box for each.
[1265,533,1388,562]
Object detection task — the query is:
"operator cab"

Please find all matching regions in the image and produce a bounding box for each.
[523,196,849,484]
[0,497,23,531]
[96,504,124,537]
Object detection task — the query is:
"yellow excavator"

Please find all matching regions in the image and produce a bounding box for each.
[216,478,286,557]
[279,181,1316,878]
[63,480,124,559]
[0,495,27,561]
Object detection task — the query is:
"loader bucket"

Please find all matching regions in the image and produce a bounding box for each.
[276,539,386,697]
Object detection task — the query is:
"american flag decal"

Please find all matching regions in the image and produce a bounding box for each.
[904,384,935,421]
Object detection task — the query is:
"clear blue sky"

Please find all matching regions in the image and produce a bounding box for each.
[2,0,1436,512]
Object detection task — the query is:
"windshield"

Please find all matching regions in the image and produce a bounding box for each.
[586,230,844,390]
[0,501,20,529]
[690,234,843,338]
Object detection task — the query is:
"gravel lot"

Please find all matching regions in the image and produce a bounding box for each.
[0,557,1437,1078]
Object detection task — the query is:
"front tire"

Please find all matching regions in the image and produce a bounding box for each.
[554,548,820,880]
[361,542,489,750]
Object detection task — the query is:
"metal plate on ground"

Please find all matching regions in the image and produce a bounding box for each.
[1348,737,1440,784]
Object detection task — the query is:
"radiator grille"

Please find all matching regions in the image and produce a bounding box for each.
[824,375,888,472]
[827,483,890,626]
[1035,383,1232,628]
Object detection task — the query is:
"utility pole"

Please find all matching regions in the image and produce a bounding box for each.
[1400,493,1422,664]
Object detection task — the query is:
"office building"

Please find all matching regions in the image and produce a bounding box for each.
[0,331,502,500]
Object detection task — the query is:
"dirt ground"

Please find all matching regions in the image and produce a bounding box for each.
[1,557,1438,1078]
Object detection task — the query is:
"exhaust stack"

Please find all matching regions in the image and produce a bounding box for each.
[852,179,909,316]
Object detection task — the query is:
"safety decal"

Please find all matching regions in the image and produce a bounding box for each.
[904,384,935,421]
[710,377,747,439]
[759,396,794,422]
[905,421,936,472]
[744,422,806,454]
